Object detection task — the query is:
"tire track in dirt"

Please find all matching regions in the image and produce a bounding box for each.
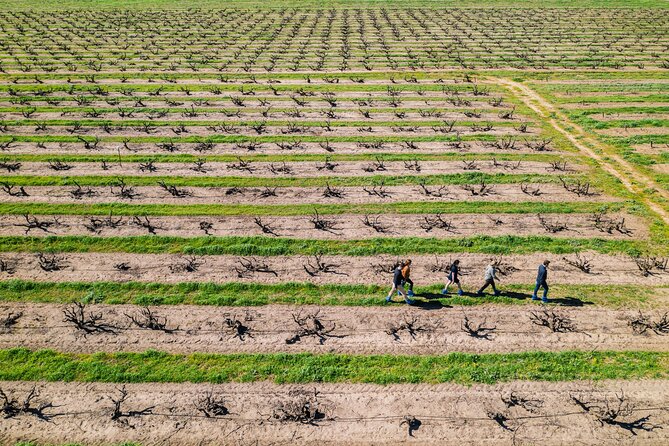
[495,77,669,225]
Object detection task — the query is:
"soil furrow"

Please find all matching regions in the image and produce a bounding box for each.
[1,303,666,355]
[0,380,666,445]
[0,212,643,240]
[0,141,553,156]
[0,160,572,178]
[0,184,615,206]
[1,252,665,286]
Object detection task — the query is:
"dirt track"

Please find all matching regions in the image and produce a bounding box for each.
[0,184,616,206]
[3,160,571,178]
[2,252,666,286]
[0,140,559,156]
[0,212,644,240]
[0,380,667,445]
[2,303,667,355]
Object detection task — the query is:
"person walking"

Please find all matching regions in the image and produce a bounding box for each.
[401,259,414,297]
[532,260,550,303]
[477,261,500,296]
[386,261,414,305]
[442,259,464,296]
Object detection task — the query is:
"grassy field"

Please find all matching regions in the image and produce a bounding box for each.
[2,348,667,385]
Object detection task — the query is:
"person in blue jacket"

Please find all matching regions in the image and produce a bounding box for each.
[532,260,550,303]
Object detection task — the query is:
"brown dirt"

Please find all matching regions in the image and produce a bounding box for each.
[10,124,530,139]
[13,110,516,122]
[1,303,667,355]
[0,212,645,240]
[597,127,669,137]
[2,252,666,286]
[564,102,669,110]
[11,78,467,86]
[585,113,669,122]
[650,164,669,174]
[631,144,669,155]
[0,140,553,156]
[0,380,667,445]
[535,80,669,85]
[5,160,573,178]
[0,184,617,206]
[552,91,658,98]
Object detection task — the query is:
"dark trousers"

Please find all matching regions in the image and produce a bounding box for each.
[478,279,497,293]
[401,278,414,291]
[533,281,549,299]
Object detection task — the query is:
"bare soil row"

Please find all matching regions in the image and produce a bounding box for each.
[0,380,666,445]
[6,110,521,122]
[6,125,529,138]
[597,128,669,137]
[0,141,554,156]
[0,213,642,240]
[1,303,666,355]
[2,160,574,178]
[0,185,614,206]
[2,252,666,286]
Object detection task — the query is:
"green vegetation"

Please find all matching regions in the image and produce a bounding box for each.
[0,235,649,256]
[0,172,578,188]
[0,152,572,164]
[0,201,623,217]
[1,280,663,309]
[3,0,667,9]
[2,348,667,385]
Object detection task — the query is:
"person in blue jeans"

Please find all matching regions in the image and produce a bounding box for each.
[532,260,550,303]
[386,261,414,305]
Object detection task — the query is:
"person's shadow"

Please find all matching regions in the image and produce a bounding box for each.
[412,291,452,310]
[492,291,593,307]
[412,291,592,308]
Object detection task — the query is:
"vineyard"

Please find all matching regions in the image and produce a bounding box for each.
[0,0,668,445]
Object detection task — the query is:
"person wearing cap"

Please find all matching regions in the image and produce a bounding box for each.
[477,260,501,296]
[532,260,550,303]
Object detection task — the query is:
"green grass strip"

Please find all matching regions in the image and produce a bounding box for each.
[3,1,669,10]
[0,173,564,187]
[0,201,619,217]
[0,280,663,309]
[1,348,667,385]
[1,119,521,129]
[0,134,504,144]
[0,235,646,256]
[0,152,571,163]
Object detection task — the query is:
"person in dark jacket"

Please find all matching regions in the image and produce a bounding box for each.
[400,259,414,297]
[442,259,464,296]
[532,260,550,303]
[386,261,414,305]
